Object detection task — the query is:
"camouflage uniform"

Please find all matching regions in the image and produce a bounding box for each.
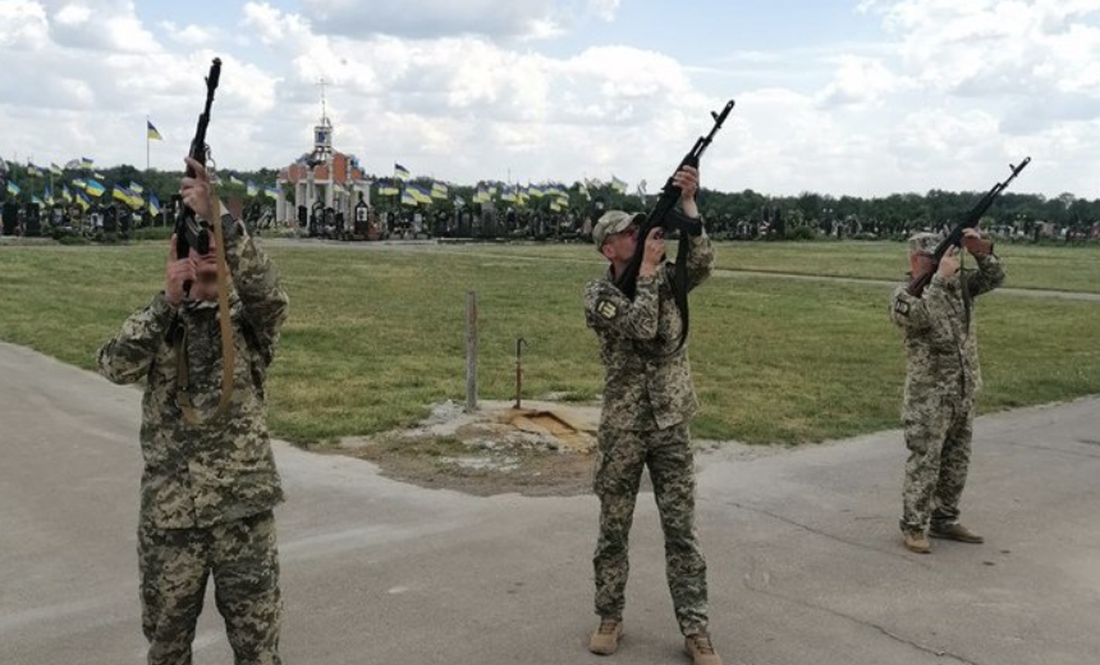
[889,234,1004,535]
[98,219,289,664]
[584,214,715,635]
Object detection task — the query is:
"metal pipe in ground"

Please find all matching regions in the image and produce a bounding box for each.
[465,291,478,413]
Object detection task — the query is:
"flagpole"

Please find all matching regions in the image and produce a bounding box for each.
[146,116,150,172]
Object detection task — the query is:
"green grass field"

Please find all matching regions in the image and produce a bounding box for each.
[1,239,1097,445]
[470,240,1100,294]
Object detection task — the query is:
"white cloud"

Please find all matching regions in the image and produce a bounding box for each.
[53,3,89,25]
[300,0,558,39]
[586,0,621,22]
[816,55,907,108]
[873,0,1100,103]
[0,0,49,49]
[3,0,1100,199]
[161,21,223,47]
[45,0,158,53]
[297,0,620,40]
[242,1,312,46]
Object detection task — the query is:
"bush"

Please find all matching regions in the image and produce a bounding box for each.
[784,226,817,241]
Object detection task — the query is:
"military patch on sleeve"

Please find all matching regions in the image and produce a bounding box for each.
[893,299,910,316]
[596,299,618,320]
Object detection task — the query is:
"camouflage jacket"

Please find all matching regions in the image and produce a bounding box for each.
[98,221,289,529]
[889,252,1004,410]
[584,231,715,431]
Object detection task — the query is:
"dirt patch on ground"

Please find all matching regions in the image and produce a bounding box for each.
[335,399,601,497]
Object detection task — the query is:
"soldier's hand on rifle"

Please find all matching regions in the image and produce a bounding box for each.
[937,246,961,279]
[960,228,991,256]
[673,165,700,218]
[640,228,666,277]
[673,165,699,199]
[180,156,214,222]
[165,234,196,306]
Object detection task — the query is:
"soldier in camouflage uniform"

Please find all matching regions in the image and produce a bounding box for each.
[890,229,1004,554]
[583,166,722,665]
[98,156,289,664]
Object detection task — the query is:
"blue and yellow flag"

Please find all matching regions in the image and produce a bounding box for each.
[113,185,143,209]
[27,163,43,177]
[50,163,63,176]
[473,185,488,204]
[229,172,243,185]
[247,181,259,197]
[75,190,90,210]
[264,185,279,199]
[85,179,106,198]
[81,157,94,169]
[129,181,144,195]
[62,185,73,203]
[148,191,162,215]
[409,184,432,204]
[431,182,448,199]
[401,188,418,206]
[394,163,411,180]
[6,181,21,197]
[147,120,163,141]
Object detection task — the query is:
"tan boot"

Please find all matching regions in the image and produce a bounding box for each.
[589,618,623,655]
[684,632,723,665]
[930,522,984,543]
[903,530,931,554]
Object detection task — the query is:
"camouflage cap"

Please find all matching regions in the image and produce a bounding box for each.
[593,210,644,249]
[907,232,941,256]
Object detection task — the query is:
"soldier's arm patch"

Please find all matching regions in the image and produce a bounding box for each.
[893,299,910,316]
[596,299,618,320]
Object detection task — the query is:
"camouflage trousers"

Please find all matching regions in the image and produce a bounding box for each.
[901,394,974,533]
[138,510,282,665]
[593,423,708,635]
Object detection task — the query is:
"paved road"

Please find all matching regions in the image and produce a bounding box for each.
[2,341,1098,665]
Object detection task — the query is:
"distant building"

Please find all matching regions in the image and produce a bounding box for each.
[274,85,371,228]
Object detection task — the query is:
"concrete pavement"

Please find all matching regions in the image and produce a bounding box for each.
[1,340,1098,665]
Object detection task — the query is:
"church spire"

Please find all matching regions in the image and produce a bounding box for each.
[312,77,333,163]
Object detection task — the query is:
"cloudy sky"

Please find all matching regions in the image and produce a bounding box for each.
[1,0,1098,197]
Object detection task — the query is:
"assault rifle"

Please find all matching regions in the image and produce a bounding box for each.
[615,99,735,350]
[175,57,222,294]
[907,157,1030,297]
[172,57,235,426]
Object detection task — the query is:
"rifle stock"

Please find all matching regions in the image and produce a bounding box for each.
[615,99,735,350]
[907,157,1030,297]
